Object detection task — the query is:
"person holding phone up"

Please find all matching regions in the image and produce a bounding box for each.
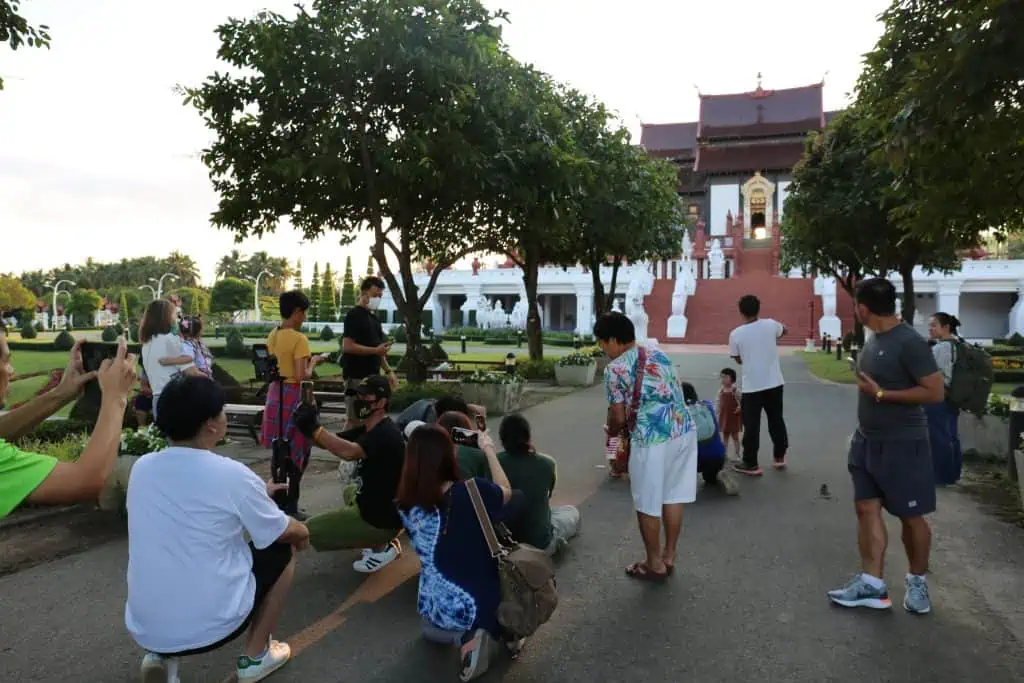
[341,276,398,430]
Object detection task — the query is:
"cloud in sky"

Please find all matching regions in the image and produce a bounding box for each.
[0,0,889,284]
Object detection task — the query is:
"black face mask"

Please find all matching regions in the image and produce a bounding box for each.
[353,398,377,420]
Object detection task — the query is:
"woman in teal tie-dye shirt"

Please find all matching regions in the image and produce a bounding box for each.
[595,312,697,583]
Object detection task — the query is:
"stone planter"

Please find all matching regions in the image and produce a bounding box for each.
[459,381,524,415]
[595,356,609,375]
[959,413,1009,459]
[554,362,597,387]
[97,453,141,513]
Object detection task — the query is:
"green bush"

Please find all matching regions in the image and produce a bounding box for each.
[225,329,248,359]
[20,320,37,339]
[390,382,460,412]
[54,329,76,351]
[391,325,408,343]
[114,323,125,336]
[319,325,335,341]
[1008,333,1024,348]
[33,321,44,332]
[16,435,85,462]
[128,319,141,343]
[516,358,556,380]
[15,419,92,447]
[101,326,119,342]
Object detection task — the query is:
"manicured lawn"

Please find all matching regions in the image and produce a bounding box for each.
[6,375,53,407]
[9,351,70,375]
[798,350,855,384]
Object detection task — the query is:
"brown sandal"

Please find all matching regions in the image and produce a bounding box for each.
[625,562,668,582]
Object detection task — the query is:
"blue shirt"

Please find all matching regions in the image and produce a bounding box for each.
[691,400,726,467]
[400,478,505,637]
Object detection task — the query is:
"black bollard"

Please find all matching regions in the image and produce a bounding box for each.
[850,344,859,363]
[517,330,523,348]
[505,352,517,376]
[573,335,581,350]
[1008,387,1024,482]
[836,341,842,361]
[460,335,467,354]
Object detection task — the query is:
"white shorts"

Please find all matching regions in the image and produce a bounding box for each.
[629,430,698,516]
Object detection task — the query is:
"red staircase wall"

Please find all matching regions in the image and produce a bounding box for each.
[645,279,675,341]
[679,274,815,344]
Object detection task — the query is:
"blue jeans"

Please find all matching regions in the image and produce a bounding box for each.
[925,401,962,485]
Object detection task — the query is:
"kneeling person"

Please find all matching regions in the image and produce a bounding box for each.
[125,375,310,683]
[297,376,406,573]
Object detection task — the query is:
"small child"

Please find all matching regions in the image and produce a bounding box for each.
[717,368,742,460]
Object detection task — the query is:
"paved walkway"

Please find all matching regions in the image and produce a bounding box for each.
[3,353,1024,682]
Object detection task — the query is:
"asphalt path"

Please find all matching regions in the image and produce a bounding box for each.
[2,352,1024,683]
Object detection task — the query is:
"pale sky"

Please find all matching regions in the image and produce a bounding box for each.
[0,0,890,285]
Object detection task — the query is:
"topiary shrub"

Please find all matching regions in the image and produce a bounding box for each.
[1008,332,1024,348]
[128,319,141,343]
[428,338,448,363]
[20,320,37,339]
[225,329,247,358]
[517,358,556,381]
[319,325,335,341]
[34,321,44,332]
[391,325,408,343]
[54,329,76,351]
[114,323,124,337]
[101,326,119,342]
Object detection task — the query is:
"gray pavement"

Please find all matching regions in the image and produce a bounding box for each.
[3,353,1024,682]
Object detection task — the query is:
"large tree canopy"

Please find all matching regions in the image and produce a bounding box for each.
[1,0,50,90]
[186,0,522,377]
[215,250,294,296]
[858,0,1024,242]
[20,253,201,296]
[0,274,35,314]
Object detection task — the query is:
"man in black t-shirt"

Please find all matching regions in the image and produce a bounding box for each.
[341,276,397,429]
[298,375,406,573]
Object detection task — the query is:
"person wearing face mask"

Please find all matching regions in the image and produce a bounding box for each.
[294,375,407,573]
[341,276,397,430]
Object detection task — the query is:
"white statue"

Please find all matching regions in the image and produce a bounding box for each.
[491,300,507,328]
[625,278,650,343]
[816,276,842,340]
[666,262,695,339]
[476,295,492,328]
[709,239,725,279]
[510,297,528,330]
[682,229,693,261]
[611,298,623,313]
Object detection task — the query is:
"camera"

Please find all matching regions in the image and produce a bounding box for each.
[451,427,479,449]
[252,344,280,383]
[80,341,118,374]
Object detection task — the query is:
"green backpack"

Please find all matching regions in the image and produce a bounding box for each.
[946,339,994,416]
[689,401,717,443]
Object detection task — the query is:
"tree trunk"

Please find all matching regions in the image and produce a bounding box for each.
[589,256,607,315]
[899,262,916,328]
[402,306,428,383]
[607,257,623,309]
[522,251,544,361]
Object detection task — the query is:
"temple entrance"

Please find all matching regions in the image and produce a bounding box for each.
[741,172,775,240]
[750,191,767,240]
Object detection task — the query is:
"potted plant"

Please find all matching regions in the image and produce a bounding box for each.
[97,425,169,512]
[459,369,524,414]
[580,345,609,374]
[554,351,597,387]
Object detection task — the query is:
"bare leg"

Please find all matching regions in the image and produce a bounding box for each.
[636,512,666,573]
[900,516,931,576]
[660,503,684,569]
[244,551,296,657]
[855,499,887,579]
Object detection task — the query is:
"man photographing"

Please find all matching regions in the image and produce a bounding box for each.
[341,276,398,429]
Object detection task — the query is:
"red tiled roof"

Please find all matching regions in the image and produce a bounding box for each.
[694,141,807,173]
[640,122,698,155]
[699,84,824,139]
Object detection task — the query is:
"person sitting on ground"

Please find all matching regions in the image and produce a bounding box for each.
[0,339,137,519]
[497,413,581,556]
[293,375,406,573]
[680,382,739,496]
[125,374,310,683]
[437,410,492,480]
[396,394,488,432]
[397,423,521,682]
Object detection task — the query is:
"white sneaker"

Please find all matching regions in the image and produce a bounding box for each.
[353,540,401,573]
[140,653,180,683]
[236,640,291,682]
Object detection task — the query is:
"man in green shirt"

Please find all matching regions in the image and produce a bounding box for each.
[0,338,138,518]
[497,413,580,555]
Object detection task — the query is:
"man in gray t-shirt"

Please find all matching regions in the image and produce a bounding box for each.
[827,278,945,617]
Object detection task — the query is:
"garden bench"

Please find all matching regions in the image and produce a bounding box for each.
[313,391,348,416]
[223,404,263,443]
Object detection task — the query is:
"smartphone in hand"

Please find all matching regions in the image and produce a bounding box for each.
[847,357,857,372]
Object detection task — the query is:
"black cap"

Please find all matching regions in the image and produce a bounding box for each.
[348,374,392,400]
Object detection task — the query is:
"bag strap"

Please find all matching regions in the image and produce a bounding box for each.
[465,479,503,559]
[626,346,646,433]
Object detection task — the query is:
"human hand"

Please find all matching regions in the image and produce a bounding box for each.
[375,343,391,357]
[266,481,288,498]
[387,371,399,391]
[293,523,310,551]
[97,338,137,403]
[855,371,881,398]
[292,403,321,439]
[477,430,496,454]
[56,340,97,400]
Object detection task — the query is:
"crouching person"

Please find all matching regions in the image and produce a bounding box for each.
[397,424,522,681]
[125,375,310,683]
[497,414,580,556]
[294,376,406,573]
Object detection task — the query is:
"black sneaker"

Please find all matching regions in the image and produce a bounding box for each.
[732,462,763,477]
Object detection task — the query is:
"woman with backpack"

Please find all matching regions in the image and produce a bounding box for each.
[680,382,739,496]
[927,312,964,485]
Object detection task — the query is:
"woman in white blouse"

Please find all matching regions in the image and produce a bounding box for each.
[926,312,962,485]
[139,300,202,419]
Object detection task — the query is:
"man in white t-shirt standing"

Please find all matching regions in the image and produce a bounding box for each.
[727,295,789,477]
[126,375,310,683]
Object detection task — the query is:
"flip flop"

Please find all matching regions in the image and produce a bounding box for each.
[663,563,675,576]
[625,562,668,582]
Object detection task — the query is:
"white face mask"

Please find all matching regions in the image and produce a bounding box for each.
[367,296,382,311]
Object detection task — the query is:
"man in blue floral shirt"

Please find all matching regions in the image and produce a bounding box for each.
[596,312,696,583]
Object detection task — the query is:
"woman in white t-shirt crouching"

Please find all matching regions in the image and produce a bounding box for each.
[125,374,310,683]
[139,300,201,419]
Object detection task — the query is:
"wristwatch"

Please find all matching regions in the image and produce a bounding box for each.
[875,389,885,402]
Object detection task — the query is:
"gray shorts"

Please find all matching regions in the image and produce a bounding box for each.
[848,431,936,518]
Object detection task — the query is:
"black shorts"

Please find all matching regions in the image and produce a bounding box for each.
[848,432,936,518]
[157,542,293,657]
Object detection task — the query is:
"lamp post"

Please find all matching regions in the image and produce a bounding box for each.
[45,280,76,330]
[138,284,157,301]
[246,270,273,322]
[150,273,179,299]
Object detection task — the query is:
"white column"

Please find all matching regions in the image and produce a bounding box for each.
[425,292,442,334]
[1009,281,1024,336]
[935,279,962,319]
[816,276,842,339]
[574,285,593,336]
[539,296,547,330]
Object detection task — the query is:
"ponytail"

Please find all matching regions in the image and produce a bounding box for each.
[933,312,960,335]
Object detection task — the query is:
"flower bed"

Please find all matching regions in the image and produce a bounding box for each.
[554,352,597,387]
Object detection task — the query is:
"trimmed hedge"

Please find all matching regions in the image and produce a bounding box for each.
[15,419,93,446]
[19,321,37,339]
[101,326,119,342]
[390,382,460,412]
[53,330,76,351]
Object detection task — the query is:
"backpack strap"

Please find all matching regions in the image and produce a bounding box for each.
[465,479,503,559]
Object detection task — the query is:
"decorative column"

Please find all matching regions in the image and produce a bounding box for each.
[1008,281,1024,336]
[574,284,594,336]
[935,279,963,319]
[708,239,725,279]
[816,276,842,339]
[425,291,442,334]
